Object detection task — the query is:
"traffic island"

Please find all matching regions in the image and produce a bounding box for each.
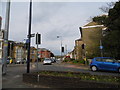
[23,70,120,88]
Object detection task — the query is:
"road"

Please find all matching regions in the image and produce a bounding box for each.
[2,60,119,88]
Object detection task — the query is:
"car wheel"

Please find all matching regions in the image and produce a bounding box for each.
[91,66,97,72]
[118,68,120,73]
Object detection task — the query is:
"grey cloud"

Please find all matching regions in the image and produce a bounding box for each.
[33,2,66,24]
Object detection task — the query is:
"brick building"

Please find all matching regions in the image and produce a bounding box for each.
[38,48,54,59]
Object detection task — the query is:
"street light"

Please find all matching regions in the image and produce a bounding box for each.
[57,36,63,60]
[27,0,32,73]
[2,0,11,75]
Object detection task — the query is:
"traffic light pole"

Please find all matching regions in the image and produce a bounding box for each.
[36,33,41,71]
[27,0,32,73]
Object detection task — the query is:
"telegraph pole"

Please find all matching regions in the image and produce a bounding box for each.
[27,0,32,73]
[2,0,11,75]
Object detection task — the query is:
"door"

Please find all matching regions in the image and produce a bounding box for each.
[103,59,118,71]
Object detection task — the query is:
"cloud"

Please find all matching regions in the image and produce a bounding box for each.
[1,2,107,55]
[30,2,107,55]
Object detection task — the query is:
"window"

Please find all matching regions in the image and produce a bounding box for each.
[103,58,114,62]
[96,58,103,62]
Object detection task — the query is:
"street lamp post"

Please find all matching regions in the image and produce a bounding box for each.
[2,0,11,75]
[57,36,62,60]
[27,0,32,73]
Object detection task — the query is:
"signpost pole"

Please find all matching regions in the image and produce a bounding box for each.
[27,0,32,73]
[100,39,103,57]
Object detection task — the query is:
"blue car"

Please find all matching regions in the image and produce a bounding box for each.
[90,57,120,73]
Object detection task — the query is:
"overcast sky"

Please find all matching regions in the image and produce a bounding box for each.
[0,0,119,55]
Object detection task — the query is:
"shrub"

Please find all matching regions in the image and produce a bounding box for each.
[79,60,85,64]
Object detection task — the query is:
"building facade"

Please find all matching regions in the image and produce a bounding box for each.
[30,47,37,62]
[81,21,105,59]
[12,42,26,63]
[74,39,84,60]
[38,48,54,59]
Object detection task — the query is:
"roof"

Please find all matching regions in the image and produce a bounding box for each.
[84,22,99,27]
[82,21,104,29]
[75,38,82,41]
[38,48,49,51]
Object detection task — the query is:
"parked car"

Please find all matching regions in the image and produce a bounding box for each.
[90,57,120,73]
[6,58,13,64]
[43,58,52,65]
[51,59,56,63]
[21,59,26,64]
[6,59,10,64]
[16,60,21,64]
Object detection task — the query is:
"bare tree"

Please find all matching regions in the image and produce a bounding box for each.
[99,2,116,13]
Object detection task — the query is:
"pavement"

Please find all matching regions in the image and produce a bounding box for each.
[4,62,118,89]
[61,63,89,70]
[2,62,89,89]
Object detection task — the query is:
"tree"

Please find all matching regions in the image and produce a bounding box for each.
[103,1,120,59]
[92,15,108,25]
[92,1,120,59]
[99,2,115,13]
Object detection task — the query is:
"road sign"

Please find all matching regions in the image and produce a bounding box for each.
[26,39,29,43]
[100,46,103,49]
[31,34,35,37]
[27,33,35,38]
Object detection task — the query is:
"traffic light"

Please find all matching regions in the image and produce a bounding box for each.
[62,47,64,52]
[36,33,41,44]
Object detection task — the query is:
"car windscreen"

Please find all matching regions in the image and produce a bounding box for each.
[44,59,51,61]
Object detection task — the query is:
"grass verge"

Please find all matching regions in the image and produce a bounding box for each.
[36,70,120,84]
